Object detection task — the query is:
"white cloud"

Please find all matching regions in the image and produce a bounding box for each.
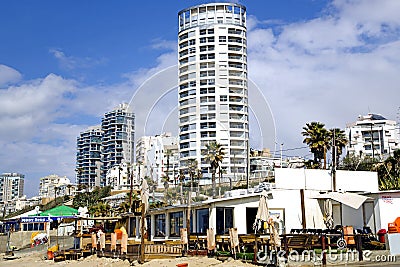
[0,65,22,87]
[49,48,106,71]
[0,74,77,140]
[247,0,400,158]
[150,39,177,51]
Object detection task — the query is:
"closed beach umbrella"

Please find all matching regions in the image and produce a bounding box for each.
[253,190,269,232]
[323,198,334,229]
[141,179,149,214]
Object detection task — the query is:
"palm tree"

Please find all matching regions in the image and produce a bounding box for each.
[302,122,330,169]
[178,170,185,203]
[329,128,348,168]
[187,159,198,196]
[161,174,171,205]
[196,168,203,194]
[118,200,131,215]
[164,149,172,183]
[205,142,225,198]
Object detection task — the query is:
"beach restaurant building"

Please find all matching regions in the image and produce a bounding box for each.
[2,205,78,232]
[123,169,387,241]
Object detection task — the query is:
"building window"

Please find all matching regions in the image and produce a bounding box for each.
[219,36,226,43]
[196,208,209,234]
[169,211,183,237]
[220,95,227,102]
[216,207,234,234]
[155,214,166,237]
[129,217,136,237]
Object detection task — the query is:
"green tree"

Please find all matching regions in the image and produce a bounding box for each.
[73,186,111,213]
[205,142,225,198]
[376,149,400,190]
[340,154,378,171]
[90,202,111,217]
[302,122,331,169]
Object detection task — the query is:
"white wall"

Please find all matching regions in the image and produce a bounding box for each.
[336,170,379,193]
[374,192,400,231]
[275,168,379,193]
[209,189,326,234]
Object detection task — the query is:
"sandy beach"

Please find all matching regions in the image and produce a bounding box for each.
[0,250,259,267]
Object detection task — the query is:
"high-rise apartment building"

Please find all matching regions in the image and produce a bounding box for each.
[0,173,24,203]
[101,103,135,185]
[178,3,249,181]
[76,125,103,187]
[346,113,400,158]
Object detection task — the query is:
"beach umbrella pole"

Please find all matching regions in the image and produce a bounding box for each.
[139,203,145,263]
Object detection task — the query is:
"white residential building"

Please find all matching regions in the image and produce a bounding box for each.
[105,162,140,191]
[39,174,72,199]
[15,196,41,211]
[0,173,24,216]
[0,173,24,203]
[136,133,179,187]
[178,3,249,183]
[346,113,400,158]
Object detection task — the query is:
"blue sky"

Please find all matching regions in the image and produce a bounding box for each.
[1,0,400,197]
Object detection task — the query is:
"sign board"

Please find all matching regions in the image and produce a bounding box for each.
[21,217,50,223]
[180,228,188,244]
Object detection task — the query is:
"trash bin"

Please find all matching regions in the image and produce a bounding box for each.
[378,229,387,243]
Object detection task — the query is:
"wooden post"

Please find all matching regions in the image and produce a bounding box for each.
[300,189,306,229]
[321,234,326,266]
[283,235,288,261]
[253,234,258,263]
[356,234,363,261]
[139,203,145,263]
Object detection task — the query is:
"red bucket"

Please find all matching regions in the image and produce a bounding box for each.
[47,250,54,260]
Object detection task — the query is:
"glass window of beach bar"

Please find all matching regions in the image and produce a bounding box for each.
[129,217,136,237]
[216,207,234,234]
[169,211,184,237]
[196,208,209,234]
[155,214,166,237]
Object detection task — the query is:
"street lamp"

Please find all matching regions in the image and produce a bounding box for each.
[275,141,284,168]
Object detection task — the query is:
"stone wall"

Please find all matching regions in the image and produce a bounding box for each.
[0,230,59,252]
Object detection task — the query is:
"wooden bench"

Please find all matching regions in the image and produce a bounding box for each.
[143,243,183,259]
[284,234,312,251]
